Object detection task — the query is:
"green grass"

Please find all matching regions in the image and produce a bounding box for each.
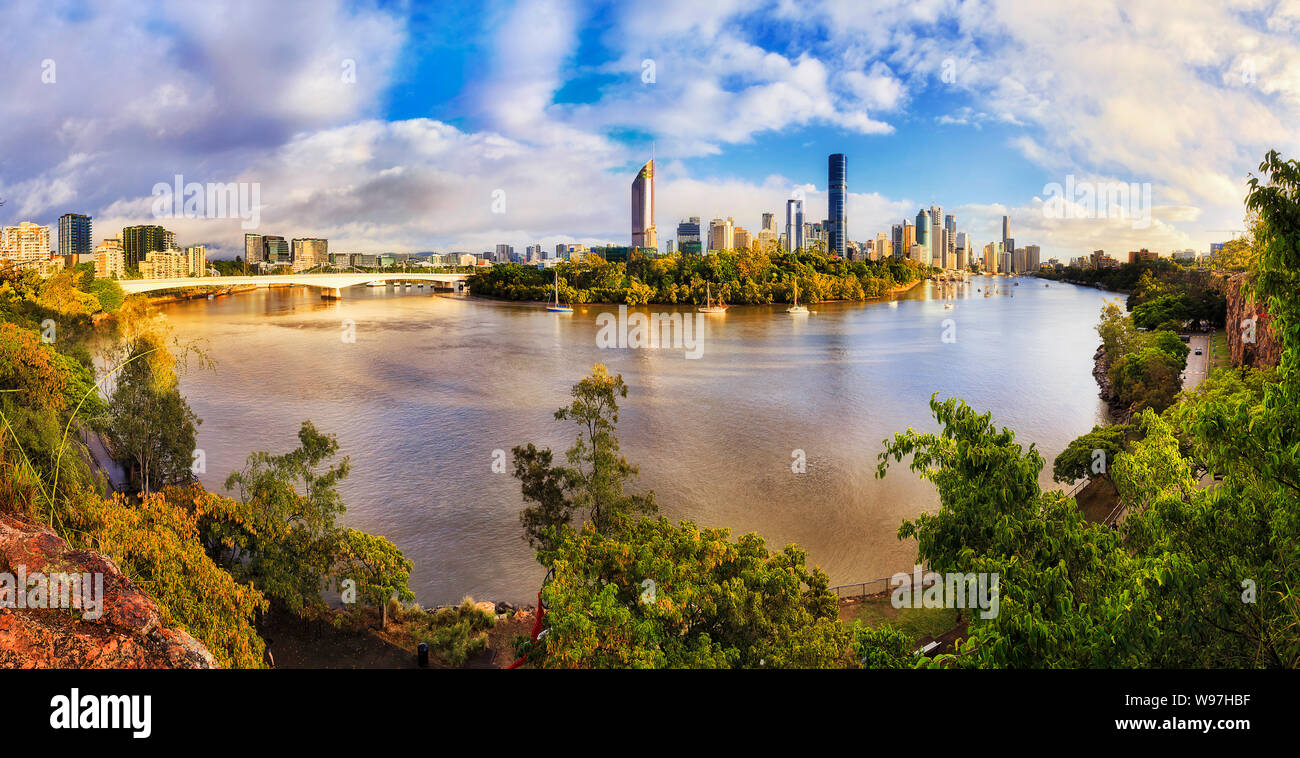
[1209,331,1230,374]
[848,598,958,643]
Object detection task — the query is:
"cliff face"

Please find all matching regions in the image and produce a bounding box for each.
[1092,345,1130,422]
[0,516,217,669]
[1222,272,1282,369]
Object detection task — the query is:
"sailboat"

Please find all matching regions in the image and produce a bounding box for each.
[786,280,808,314]
[546,270,573,312]
[698,282,728,313]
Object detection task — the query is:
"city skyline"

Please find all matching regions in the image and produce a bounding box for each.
[3,1,1297,261]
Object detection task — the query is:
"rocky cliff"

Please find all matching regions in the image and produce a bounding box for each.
[1222,272,1282,369]
[0,516,217,668]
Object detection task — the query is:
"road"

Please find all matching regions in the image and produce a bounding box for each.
[80,427,129,492]
[1182,333,1209,389]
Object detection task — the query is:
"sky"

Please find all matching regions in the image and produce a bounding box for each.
[2,0,1299,261]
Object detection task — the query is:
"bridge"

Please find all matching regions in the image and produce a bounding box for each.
[117,272,472,299]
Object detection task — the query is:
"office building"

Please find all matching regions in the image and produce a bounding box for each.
[244,233,264,268]
[785,199,804,252]
[58,213,92,258]
[827,153,847,258]
[631,159,657,249]
[292,238,328,271]
[708,217,734,252]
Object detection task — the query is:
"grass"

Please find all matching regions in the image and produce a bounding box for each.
[846,595,959,643]
[1209,330,1230,374]
[385,597,496,667]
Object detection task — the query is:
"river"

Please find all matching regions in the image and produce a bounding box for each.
[162,276,1113,605]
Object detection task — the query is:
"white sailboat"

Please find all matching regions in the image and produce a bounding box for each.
[786,280,808,314]
[698,282,728,313]
[546,270,573,312]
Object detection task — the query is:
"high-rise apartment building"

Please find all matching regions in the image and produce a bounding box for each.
[122,225,168,270]
[1,222,51,264]
[631,159,657,249]
[762,212,777,234]
[183,245,207,276]
[827,153,847,258]
[58,213,92,259]
[708,217,734,252]
[94,238,125,278]
[244,233,264,269]
[1025,244,1041,271]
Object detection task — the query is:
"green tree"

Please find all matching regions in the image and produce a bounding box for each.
[333,528,414,629]
[534,516,851,668]
[878,396,1165,667]
[1052,423,1132,484]
[216,421,352,617]
[513,364,656,555]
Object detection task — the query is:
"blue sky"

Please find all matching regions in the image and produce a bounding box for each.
[2,0,1299,259]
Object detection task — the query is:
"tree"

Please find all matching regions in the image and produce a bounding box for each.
[332,528,414,629]
[878,396,1165,667]
[513,364,656,557]
[533,516,851,668]
[63,485,269,668]
[216,421,351,617]
[1052,424,1132,484]
[104,354,200,494]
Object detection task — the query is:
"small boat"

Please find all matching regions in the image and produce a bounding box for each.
[546,270,573,312]
[698,283,728,313]
[944,303,955,309]
[786,280,808,314]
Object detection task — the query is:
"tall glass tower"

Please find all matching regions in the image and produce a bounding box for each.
[785,198,804,252]
[827,153,847,258]
[58,213,92,258]
[631,159,657,249]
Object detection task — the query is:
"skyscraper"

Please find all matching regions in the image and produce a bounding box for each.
[929,205,943,268]
[1001,215,1010,244]
[891,223,904,261]
[827,153,847,258]
[785,199,804,252]
[915,209,929,247]
[292,238,328,271]
[245,233,264,270]
[708,217,734,252]
[58,213,92,259]
[631,159,657,249]
[122,225,168,270]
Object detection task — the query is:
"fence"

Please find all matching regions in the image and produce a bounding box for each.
[828,571,939,600]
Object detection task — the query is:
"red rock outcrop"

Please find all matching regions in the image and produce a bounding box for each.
[0,516,217,669]
[1221,272,1282,369]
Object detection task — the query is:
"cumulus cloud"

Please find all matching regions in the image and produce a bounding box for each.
[2,0,1297,262]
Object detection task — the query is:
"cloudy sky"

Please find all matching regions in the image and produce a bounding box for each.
[2,0,1299,260]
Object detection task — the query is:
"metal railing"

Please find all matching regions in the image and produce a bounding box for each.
[828,571,939,600]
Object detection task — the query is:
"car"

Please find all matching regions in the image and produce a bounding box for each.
[1194,348,1203,355]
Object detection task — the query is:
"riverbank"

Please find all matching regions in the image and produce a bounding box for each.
[466,275,924,308]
